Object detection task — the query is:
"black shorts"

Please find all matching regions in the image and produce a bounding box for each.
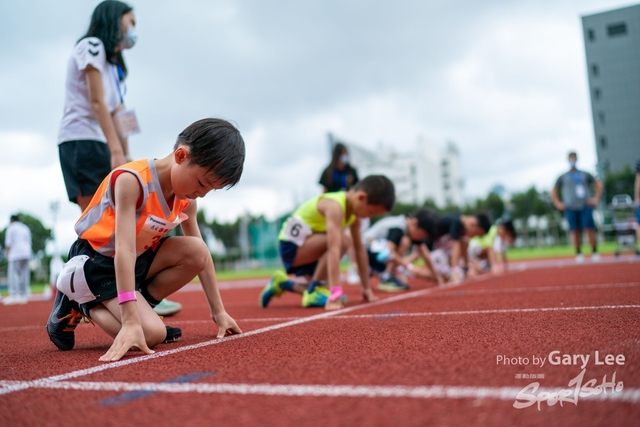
[59,140,111,204]
[279,240,318,277]
[68,237,168,317]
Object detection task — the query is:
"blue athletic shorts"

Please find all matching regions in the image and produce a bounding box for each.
[565,207,595,231]
[279,240,318,277]
[367,249,387,273]
[636,205,640,223]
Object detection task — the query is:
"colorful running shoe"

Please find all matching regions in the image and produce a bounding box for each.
[259,270,289,308]
[153,299,183,316]
[46,291,82,351]
[302,287,347,308]
[378,275,410,293]
[163,325,182,343]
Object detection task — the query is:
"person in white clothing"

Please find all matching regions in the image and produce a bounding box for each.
[4,215,32,305]
[57,2,179,316]
[58,0,137,213]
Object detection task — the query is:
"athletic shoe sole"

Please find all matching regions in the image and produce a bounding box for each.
[377,283,409,293]
[163,326,182,343]
[46,291,81,351]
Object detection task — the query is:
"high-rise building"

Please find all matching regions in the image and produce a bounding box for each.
[329,134,465,207]
[582,4,640,173]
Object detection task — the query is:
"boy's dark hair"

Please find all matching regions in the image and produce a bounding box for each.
[412,208,437,238]
[80,0,133,76]
[501,219,517,239]
[351,175,395,211]
[475,212,492,234]
[10,214,20,222]
[175,118,245,189]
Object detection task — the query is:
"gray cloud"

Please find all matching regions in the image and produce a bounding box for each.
[0,0,624,252]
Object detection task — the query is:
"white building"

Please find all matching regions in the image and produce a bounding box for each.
[332,134,465,207]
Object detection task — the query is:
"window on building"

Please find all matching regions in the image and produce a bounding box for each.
[593,87,601,100]
[599,136,607,149]
[441,159,449,167]
[598,111,605,125]
[587,28,595,41]
[591,63,599,77]
[607,22,627,37]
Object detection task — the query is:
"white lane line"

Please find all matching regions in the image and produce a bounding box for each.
[508,256,640,271]
[330,305,640,319]
[0,285,457,395]
[1,379,639,404]
[438,282,640,297]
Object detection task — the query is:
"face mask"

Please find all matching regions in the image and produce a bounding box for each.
[339,154,349,164]
[120,26,138,49]
[569,160,577,168]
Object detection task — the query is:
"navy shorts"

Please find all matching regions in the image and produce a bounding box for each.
[636,205,640,223]
[367,249,387,273]
[59,140,111,204]
[279,240,318,277]
[68,237,168,317]
[565,207,596,231]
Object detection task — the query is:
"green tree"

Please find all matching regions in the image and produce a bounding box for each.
[604,165,635,203]
[510,187,553,220]
[0,212,52,256]
[463,192,505,221]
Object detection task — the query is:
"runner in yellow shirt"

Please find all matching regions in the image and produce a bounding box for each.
[260,175,395,310]
[468,220,517,275]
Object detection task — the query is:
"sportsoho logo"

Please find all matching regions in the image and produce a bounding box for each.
[496,350,626,411]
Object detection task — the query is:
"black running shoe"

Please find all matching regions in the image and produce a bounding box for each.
[163,325,182,343]
[46,291,82,351]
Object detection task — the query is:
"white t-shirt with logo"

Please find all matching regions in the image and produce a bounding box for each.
[57,37,122,144]
[5,222,32,261]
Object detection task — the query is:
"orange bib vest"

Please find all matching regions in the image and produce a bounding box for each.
[74,159,192,257]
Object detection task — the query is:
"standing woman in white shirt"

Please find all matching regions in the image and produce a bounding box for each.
[58,0,137,212]
[57,2,182,317]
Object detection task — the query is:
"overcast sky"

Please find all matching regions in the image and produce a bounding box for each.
[0,0,632,254]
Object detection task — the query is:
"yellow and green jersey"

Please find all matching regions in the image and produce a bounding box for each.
[278,191,356,241]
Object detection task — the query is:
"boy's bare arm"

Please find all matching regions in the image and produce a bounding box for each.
[180,202,241,338]
[100,172,153,362]
[351,220,377,302]
[451,240,463,283]
[418,243,444,285]
[317,198,344,290]
[486,247,501,273]
[403,247,420,264]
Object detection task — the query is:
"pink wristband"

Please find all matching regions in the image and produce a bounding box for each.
[118,291,137,305]
[329,286,344,302]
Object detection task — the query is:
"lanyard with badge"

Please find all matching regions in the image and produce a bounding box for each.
[570,171,586,199]
[112,64,140,137]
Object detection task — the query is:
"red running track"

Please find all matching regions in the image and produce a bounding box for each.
[0,257,639,426]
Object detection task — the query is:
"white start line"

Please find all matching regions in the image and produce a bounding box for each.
[1,378,639,405]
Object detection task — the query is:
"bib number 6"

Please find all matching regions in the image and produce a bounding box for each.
[283,217,312,246]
